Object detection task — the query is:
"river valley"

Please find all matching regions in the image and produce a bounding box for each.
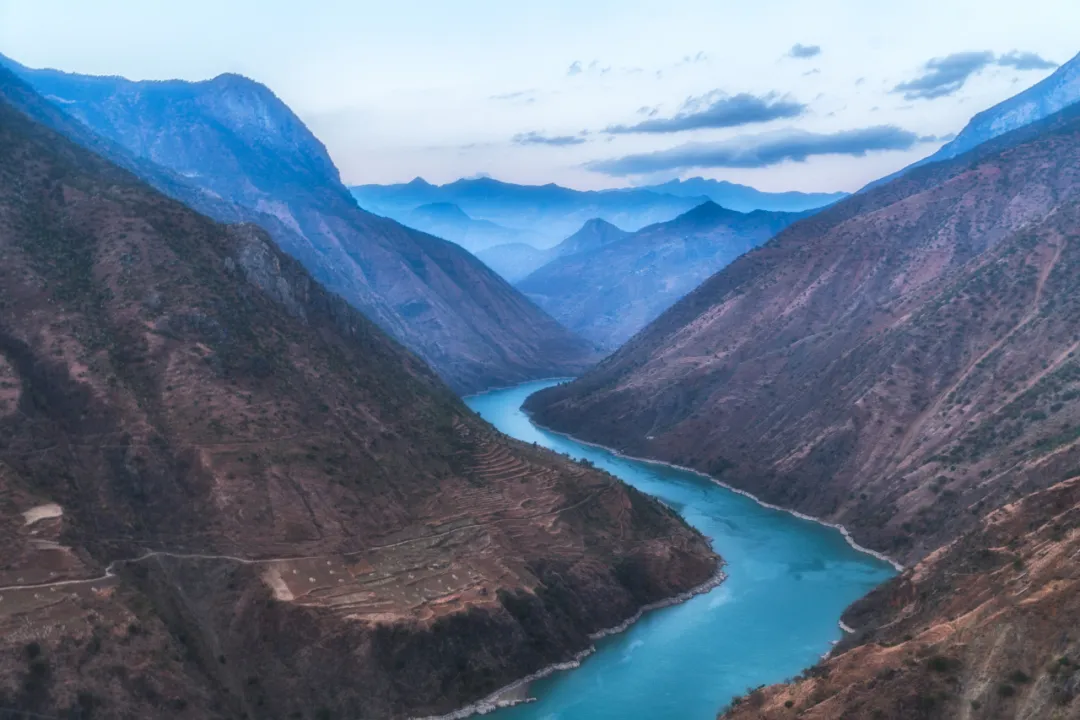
[465,380,897,719]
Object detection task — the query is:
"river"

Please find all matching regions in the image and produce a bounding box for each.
[464,379,896,720]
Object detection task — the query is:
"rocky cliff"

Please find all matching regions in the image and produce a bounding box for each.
[0,56,597,394]
[0,88,717,719]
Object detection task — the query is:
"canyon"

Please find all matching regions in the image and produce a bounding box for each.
[0,83,717,719]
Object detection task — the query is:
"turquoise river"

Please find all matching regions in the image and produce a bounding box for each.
[464,379,897,720]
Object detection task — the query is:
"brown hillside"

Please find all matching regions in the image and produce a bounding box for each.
[0,90,717,719]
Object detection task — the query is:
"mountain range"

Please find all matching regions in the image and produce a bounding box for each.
[0,76,717,720]
[0,54,597,394]
[350,176,708,248]
[641,177,846,213]
[518,202,801,348]
[477,217,631,283]
[402,201,536,253]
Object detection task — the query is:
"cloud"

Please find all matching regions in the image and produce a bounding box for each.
[489,90,536,103]
[605,92,806,135]
[567,61,583,76]
[893,51,996,99]
[997,50,1057,70]
[513,131,587,147]
[788,43,821,59]
[586,125,927,175]
[894,50,1058,100]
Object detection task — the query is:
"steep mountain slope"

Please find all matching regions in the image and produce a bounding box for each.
[643,177,846,213]
[350,176,707,247]
[527,104,1080,562]
[722,475,1080,720]
[925,51,1080,166]
[0,56,596,394]
[518,202,800,349]
[0,93,717,719]
[478,219,630,283]
[869,51,1080,190]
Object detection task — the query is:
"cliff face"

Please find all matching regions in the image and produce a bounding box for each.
[0,90,717,718]
[518,202,800,349]
[722,475,1080,720]
[527,104,1080,562]
[0,57,597,394]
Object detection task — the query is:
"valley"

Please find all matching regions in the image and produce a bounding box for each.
[0,11,1077,719]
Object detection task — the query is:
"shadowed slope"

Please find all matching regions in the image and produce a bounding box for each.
[0,88,716,719]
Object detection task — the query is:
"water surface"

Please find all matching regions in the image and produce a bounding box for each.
[465,380,896,720]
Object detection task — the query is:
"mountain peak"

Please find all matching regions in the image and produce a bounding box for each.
[406,176,432,187]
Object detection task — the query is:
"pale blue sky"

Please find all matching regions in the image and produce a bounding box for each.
[1,0,1076,191]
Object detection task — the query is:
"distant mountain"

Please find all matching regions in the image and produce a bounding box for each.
[527,101,1080,564]
[477,218,631,282]
[518,202,800,349]
[404,201,529,253]
[642,177,846,212]
[0,55,597,393]
[550,217,631,256]
[476,242,552,282]
[351,177,707,247]
[0,90,716,719]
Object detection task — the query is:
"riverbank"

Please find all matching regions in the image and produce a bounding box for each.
[458,380,897,719]
[413,567,728,720]
[523,406,904,573]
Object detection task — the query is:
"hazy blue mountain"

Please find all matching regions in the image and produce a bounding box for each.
[518,202,801,348]
[351,177,707,247]
[0,56,597,392]
[477,218,631,282]
[404,201,532,252]
[550,218,631,256]
[476,243,552,282]
[641,177,846,212]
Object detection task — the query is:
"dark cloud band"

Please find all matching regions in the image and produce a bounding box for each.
[587,125,928,174]
[606,92,806,135]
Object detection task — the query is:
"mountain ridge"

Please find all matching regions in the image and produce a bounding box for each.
[0,84,717,720]
[526,99,1080,562]
[0,55,597,394]
[518,201,801,348]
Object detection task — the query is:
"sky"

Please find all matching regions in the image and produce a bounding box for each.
[1,0,1076,193]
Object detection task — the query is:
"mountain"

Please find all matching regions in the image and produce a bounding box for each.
[722,475,1080,719]
[868,51,1080,189]
[476,242,552,282]
[404,201,531,253]
[0,55,597,394]
[517,202,800,349]
[0,85,717,719]
[477,219,631,283]
[550,217,631,256]
[350,177,708,247]
[642,177,846,213]
[526,101,1080,564]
